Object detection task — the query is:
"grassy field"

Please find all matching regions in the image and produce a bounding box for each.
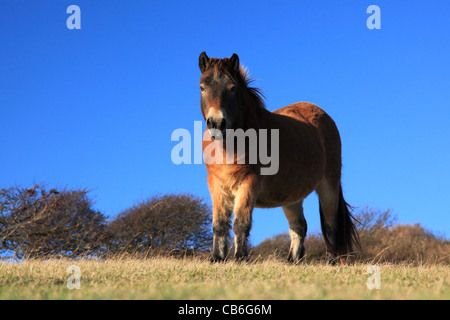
[0,257,448,300]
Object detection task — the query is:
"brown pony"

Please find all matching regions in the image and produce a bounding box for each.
[199,52,360,264]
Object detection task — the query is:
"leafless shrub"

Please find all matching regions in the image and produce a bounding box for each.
[250,233,290,261]
[0,184,107,259]
[106,194,213,257]
[252,207,450,265]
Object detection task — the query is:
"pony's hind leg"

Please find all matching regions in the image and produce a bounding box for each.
[282,200,307,263]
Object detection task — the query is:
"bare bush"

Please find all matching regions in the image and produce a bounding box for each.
[251,233,290,260]
[0,184,107,259]
[252,207,450,265]
[106,194,213,257]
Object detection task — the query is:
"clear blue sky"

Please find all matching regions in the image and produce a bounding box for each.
[1,0,449,245]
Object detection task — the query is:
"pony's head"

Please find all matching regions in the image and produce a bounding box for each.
[198,52,264,139]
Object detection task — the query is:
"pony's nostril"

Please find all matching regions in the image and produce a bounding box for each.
[206,118,226,131]
[206,118,214,129]
[218,118,227,131]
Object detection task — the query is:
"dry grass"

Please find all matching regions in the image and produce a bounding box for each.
[0,257,448,300]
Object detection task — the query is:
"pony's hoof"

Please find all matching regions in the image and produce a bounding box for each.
[210,255,226,263]
[287,256,304,265]
[234,255,249,264]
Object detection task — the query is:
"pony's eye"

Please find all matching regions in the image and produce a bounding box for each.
[200,86,205,92]
[229,86,236,93]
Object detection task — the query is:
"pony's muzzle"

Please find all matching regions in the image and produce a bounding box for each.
[206,117,227,139]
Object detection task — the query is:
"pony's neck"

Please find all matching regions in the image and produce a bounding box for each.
[240,91,266,131]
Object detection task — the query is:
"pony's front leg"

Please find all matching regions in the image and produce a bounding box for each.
[233,178,259,261]
[212,204,232,262]
[209,179,233,262]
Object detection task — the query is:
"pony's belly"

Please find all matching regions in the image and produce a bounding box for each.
[255,187,313,208]
[255,169,323,208]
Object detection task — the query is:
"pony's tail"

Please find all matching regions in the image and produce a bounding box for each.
[319,184,361,260]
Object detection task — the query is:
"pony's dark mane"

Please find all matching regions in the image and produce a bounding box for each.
[240,67,266,109]
[208,58,266,110]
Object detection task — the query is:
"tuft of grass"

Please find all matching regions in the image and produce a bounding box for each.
[0,257,448,300]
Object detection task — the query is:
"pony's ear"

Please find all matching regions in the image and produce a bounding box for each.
[199,51,210,73]
[229,53,240,72]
